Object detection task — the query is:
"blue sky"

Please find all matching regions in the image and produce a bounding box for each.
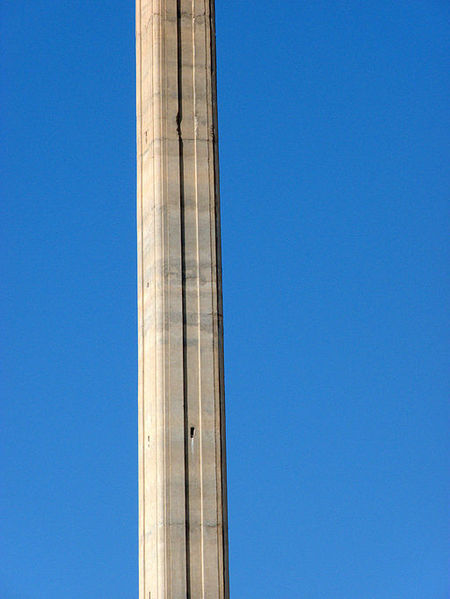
[1,1,448,597]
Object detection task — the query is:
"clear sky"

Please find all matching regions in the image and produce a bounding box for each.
[1,1,449,598]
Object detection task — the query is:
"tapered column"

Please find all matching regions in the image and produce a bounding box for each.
[136,1,229,597]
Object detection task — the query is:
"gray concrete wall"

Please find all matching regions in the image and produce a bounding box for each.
[136,2,229,597]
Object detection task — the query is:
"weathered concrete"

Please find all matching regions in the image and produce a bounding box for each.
[136,2,229,597]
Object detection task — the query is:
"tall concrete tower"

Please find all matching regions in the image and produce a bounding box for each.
[136,2,229,598]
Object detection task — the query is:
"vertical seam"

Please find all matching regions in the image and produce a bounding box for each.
[191,1,205,595]
[208,1,229,595]
[176,1,191,597]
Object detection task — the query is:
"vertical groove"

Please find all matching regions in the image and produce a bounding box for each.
[153,3,161,594]
[176,1,191,597]
[208,1,230,595]
[160,3,167,593]
[191,2,205,595]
